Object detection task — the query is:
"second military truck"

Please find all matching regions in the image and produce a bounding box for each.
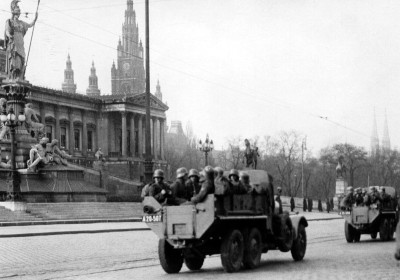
[142,170,308,273]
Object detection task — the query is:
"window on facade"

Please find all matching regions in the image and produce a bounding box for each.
[74,129,80,150]
[60,127,67,148]
[87,130,93,151]
[45,125,52,142]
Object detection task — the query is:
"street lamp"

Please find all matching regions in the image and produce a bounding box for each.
[0,106,26,200]
[198,134,214,166]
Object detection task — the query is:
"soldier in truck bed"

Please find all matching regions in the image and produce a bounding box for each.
[191,166,215,204]
[148,169,173,205]
[171,167,190,204]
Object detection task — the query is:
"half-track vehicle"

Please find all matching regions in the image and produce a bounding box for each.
[142,170,308,273]
[340,186,398,242]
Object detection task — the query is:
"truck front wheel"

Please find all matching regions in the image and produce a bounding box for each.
[345,221,355,243]
[184,254,205,271]
[221,229,244,273]
[158,239,183,274]
[291,224,307,261]
[380,218,390,241]
[243,227,262,269]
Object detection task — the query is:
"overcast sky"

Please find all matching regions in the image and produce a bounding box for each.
[1,0,399,155]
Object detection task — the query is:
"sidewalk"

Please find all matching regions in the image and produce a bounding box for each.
[289,210,342,221]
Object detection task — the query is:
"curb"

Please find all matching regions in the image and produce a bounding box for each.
[0,217,142,227]
[0,227,150,238]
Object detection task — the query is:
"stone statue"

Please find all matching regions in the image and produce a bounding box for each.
[0,150,11,169]
[243,139,259,169]
[24,103,44,139]
[27,137,48,172]
[95,148,105,161]
[0,98,10,141]
[47,139,71,166]
[4,0,38,80]
[336,156,347,178]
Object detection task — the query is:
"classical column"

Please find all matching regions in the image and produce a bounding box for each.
[130,113,136,157]
[138,115,143,158]
[155,118,160,159]
[82,110,87,156]
[68,108,74,153]
[54,105,60,141]
[150,118,154,157]
[160,119,165,160]
[121,112,127,157]
[96,112,102,153]
[101,112,109,156]
[39,103,46,126]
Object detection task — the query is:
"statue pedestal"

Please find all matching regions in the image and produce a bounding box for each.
[0,201,27,212]
[335,177,348,196]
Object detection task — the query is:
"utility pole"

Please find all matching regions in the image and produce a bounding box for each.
[143,0,154,183]
[301,137,307,198]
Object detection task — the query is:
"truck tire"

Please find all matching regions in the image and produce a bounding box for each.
[278,215,294,252]
[291,224,307,261]
[184,255,205,271]
[344,221,355,243]
[380,218,390,242]
[370,232,377,239]
[354,231,361,242]
[243,227,262,269]
[158,239,183,274]
[220,229,244,273]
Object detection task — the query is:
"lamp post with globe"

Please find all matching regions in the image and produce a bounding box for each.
[198,134,214,166]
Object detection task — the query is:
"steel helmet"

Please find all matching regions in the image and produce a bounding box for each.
[347,186,354,192]
[188,169,199,178]
[204,166,214,175]
[355,187,362,193]
[214,166,224,176]
[176,167,188,179]
[229,169,239,179]
[239,171,249,178]
[153,169,164,179]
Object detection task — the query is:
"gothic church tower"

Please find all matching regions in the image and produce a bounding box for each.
[86,61,101,97]
[111,0,145,95]
[62,54,77,94]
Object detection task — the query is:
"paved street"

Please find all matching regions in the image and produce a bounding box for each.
[0,219,398,280]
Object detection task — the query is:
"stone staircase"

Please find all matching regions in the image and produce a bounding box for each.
[0,206,44,222]
[26,202,143,221]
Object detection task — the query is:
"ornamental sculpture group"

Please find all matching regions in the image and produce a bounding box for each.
[0,1,71,171]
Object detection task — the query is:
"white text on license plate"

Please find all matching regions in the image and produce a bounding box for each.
[142,215,162,223]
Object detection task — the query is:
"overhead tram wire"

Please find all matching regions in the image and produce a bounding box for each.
[34,19,371,142]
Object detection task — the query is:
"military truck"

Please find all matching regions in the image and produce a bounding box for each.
[341,186,398,242]
[142,170,308,273]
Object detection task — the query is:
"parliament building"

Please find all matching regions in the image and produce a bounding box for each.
[0,0,168,179]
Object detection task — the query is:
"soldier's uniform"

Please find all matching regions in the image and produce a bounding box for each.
[171,167,190,204]
[341,187,355,210]
[354,188,364,206]
[186,169,201,198]
[214,167,230,196]
[191,166,215,204]
[146,169,173,205]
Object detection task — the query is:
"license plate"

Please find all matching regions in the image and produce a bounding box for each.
[142,215,162,223]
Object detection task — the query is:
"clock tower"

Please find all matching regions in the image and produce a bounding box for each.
[111,0,145,95]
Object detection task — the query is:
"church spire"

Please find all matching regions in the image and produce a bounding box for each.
[86,61,101,97]
[382,109,391,153]
[371,108,379,156]
[155,79,162,101]
[62,53,77,94]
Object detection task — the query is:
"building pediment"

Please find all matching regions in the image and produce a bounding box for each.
[127,93,168,111]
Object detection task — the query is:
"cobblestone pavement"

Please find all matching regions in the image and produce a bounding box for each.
[0,219,398,280]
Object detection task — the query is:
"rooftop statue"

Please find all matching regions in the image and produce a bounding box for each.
[4,0,38,80]
[336,156,347,178]
[243,139,259,169]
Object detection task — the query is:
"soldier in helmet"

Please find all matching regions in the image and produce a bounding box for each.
[191,166,215,204]
[186,169,201,198]
[214,167,230,195]
[238,171,252,194]
[341,186,355,210]
[275,186,283,214]
[354,187,364,206]
[366,186,382,208]
[228,169,240,193]
[171,167,190,204]
[380,187,391,208]
[148,169,173,204]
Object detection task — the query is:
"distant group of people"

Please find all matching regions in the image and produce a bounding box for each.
[141,167,262,205]
[340,186,393,210]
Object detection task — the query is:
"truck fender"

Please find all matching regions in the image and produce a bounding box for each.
[290,216,308,238]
